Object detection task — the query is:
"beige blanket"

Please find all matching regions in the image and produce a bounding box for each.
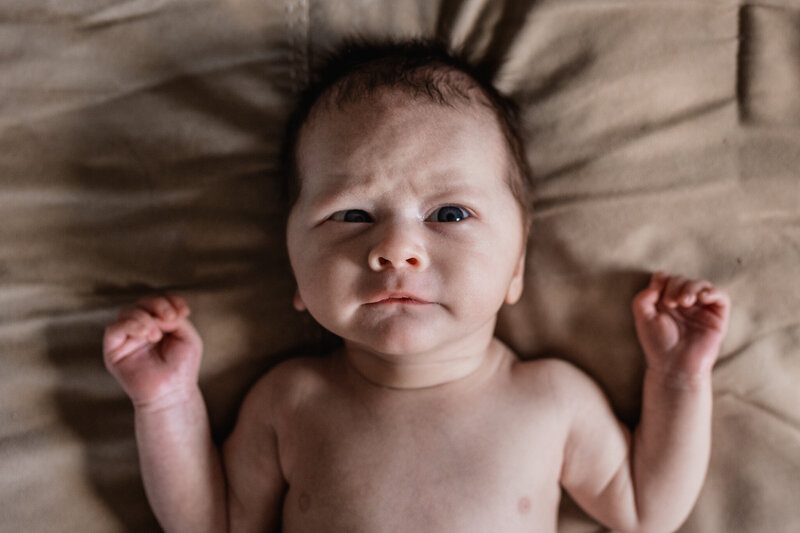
[2,0,798,531]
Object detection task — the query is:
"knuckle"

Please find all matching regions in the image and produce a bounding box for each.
[671,280,688,294]
[167,294,188,312]
[158,300,175,315]
[147,295,175,317]
[131,308,153,322]
[128,317,149,331]
[121,319,139,332]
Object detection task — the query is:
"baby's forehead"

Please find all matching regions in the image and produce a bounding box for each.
[299,86,504,162]
[301,90,504,161]
[295,91,513,202]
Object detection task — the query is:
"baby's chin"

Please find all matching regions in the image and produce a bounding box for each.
[340,317,450,358]
[305,299,460,356]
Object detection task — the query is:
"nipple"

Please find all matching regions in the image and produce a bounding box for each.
[299,492,311,513]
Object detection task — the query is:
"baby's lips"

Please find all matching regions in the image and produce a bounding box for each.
[365,290,431,304]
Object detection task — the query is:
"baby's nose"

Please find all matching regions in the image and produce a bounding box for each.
[367,227,429,272]
[370,254,423,270]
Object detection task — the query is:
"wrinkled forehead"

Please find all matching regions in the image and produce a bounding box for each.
[296,90,507,188]
[295,87,507,181]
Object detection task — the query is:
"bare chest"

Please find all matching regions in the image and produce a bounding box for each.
[278,392,564,532]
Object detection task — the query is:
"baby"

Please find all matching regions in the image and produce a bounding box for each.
[103,40,730,533]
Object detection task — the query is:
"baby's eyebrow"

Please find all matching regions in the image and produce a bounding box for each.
[305,170,490,207]
[425,184,486,200]
[307,178,377,206]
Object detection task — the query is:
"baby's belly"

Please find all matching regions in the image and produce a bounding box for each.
[280,436,562,532]
[275,352,567,532]
[282,485,559,533]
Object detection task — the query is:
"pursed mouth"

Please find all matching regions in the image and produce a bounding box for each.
[370,297,430,305]
[365,292,433,305]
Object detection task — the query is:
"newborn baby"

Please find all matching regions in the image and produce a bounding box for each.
[103,40,730,533]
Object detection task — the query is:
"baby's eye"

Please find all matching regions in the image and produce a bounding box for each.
[426,205,470,223]
[330,209,373,223]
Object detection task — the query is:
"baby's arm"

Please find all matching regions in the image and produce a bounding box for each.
[560,273,730,532]
[223,373,287,532]
[103,296,286,532]
[103,295,226,532]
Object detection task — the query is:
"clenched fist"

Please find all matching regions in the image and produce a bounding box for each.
[103,295,203,410]
[633,272,731,380]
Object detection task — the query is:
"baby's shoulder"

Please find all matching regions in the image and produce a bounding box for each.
[510,357,605,405]
[252,354,333,399]
[239,354,335,419]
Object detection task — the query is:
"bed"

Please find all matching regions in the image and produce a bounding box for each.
[2,0,798,531]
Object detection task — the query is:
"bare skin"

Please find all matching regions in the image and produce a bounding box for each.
[103,90,730,533]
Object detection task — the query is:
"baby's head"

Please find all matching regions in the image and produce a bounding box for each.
[283,39,533,357]
[283,38,533,227]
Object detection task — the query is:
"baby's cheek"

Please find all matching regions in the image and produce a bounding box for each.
[307,264,359,310]
[453,264,508,313]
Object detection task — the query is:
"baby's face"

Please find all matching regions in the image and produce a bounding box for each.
[286,90,526,359]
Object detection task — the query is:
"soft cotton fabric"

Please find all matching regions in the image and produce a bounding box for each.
[1,1,798,531]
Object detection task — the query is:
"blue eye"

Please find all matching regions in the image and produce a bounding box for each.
[428,206,469,223]
[330,209,373,223]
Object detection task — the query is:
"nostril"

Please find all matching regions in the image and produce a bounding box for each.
[372,255,421,269]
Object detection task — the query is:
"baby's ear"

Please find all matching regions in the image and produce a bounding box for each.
[504,253,526,305]
[293,289,307,312]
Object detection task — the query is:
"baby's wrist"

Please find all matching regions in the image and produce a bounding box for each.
[132,384,204,415]
[644,364,714,392]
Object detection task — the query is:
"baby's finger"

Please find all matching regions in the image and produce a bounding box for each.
[649,271,668,293]
[136,295,180,322]
[678,279,713,307]
[698,288,716,304]
[662,275,689,308]
[698,287,730,310]
[633,272,666,320]
[118,306,157,327]
[103,321,132,357]
[113,311,150,335]
[164,293,191,318]
[105,334,150,367]
[103,319,155,361]
[117,308,162,341]
[164,316,202,346]
[698,288,731,331]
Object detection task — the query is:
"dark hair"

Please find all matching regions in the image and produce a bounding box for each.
[281,37,533,225]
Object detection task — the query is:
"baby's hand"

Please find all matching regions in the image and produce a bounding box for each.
[632,272,730,379]
[103,295,203,410]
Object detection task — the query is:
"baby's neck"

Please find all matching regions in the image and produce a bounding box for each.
[341,334,509,390]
